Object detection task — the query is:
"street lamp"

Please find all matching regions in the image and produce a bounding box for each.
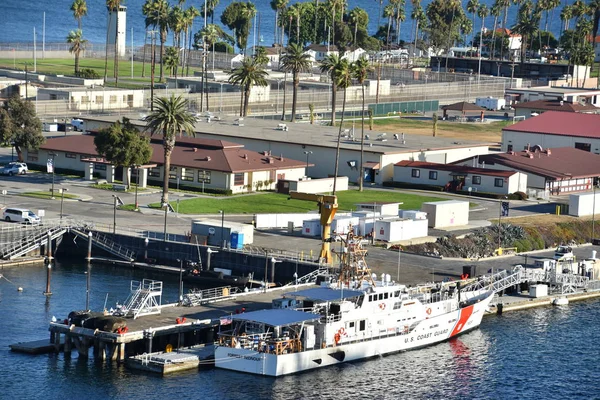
[134,165,140,210]
[49,152,57,199]
[177,258,184,303]
[303,150,313,177]
[59,188,68,220]
[218,210,225,249]
[112,195,118,234]
[270,257,281,289]
[206,247,218,271]
[592,179,598,243]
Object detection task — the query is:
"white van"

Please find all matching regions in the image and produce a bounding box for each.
[71,119,84,131]
[2,208,41,224]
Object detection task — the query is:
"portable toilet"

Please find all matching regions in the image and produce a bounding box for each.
[230,232,244,249]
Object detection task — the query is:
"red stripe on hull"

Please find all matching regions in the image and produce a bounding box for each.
[450,305,474,337]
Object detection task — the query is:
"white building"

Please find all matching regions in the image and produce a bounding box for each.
[505,86,600,107]
[502,111,600,154]
[37,86,145,111]
[304,44,339,63]
[394,160,526,195]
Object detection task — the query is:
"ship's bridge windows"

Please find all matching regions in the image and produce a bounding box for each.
[369,295,374,302]
[393,302,402,310]
[349,322,355,328]
[378,293,384,300]
[357,295,365,307]
[384,293,389,299]
[359,320,366,331]
[394,291,400,297]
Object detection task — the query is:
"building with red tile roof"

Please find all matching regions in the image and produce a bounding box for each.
[512,99,599,118]
[393,160,526,195]
[456,147,600,196]
[502,111,600,154]
[26,133,308,194]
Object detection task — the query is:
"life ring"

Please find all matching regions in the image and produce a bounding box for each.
[334,333,341,345]
[426,307,432,315]
[338,327,346,336]
[379,303,386,310]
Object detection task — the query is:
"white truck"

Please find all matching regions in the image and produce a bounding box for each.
[475,97,506,111]
[71,119,84,131]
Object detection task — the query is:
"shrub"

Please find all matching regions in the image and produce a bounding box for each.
[513,191,528,200]
[76,68,100,79]
[383,181,445,191]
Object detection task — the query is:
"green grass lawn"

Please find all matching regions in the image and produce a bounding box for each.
[368,117,512,135]
[151,190,445,214]
[20,191,78,200]
[0,57,200,85]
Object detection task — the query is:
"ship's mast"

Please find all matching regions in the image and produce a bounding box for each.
[333,225,376,288]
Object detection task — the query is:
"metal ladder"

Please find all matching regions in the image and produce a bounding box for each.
[118,279,163,319]
[1,223,67,260]
[72,229,136,261]
[283,267,330,286]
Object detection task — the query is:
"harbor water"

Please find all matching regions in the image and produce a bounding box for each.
[0,260,598,399]
[1,0,562,48]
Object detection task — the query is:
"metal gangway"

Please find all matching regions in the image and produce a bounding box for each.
[283,267,330,286]
[182,286,241,307]
[72,228,135,261]
[461,268,524,294]
[115,279,163,319]
[0,220,70,260]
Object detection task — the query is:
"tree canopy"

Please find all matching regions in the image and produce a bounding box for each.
[0,96,44,162]
[94,117,153,169]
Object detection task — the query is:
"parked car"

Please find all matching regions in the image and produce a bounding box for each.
[1,162,28,175]
[554,245,574,261]
[2,207,41,224]
[71,119,84,131]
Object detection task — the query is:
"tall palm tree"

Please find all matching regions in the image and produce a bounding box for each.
[332,58,351,195]
[280,43,312,122]
[144,0,171,82]
[394,0,406,45]
[183,6,200,76]
[201,0,220,24]
[71,0,88,31]
[477,4,489,62]
[169,5,185,77]
[145,95,196,205]
[466,0,480,45]
[270,0,288,45]
[352,57,372,192]
[106,0,122,86]
[384,4,395,47]
[67,29,87,75]
[490,1,502,59]
[511,0,540,63]
[228,57,268,117]
[201,24,229,71]
[319,54,343,126]
[163,47,179,77]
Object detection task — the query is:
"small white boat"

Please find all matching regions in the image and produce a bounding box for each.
[553,297,569,306]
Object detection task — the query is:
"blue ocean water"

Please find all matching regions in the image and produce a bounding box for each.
[0,0,564,48]
[0,260,598,399]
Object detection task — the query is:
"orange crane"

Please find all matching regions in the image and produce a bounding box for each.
[289,191,338,263]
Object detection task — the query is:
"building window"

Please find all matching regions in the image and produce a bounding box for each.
[198,170,211,184]
[181,168,194,181]
[507,144,513,152]
[169,166,177,180]
[65,153,77,159]
[234,173,244,186]
[81,96,90,104]
[94,163,106,171]
[109,95,117,104]
[495,178,504,187]
[148,167,161,177]
[27,150,38,162]
[575,142,591,152]
[95,95,103,104]
[411,169,420,178]
[429,171,438,180]
[473,176,481,185]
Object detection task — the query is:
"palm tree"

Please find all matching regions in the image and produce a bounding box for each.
[106,0,121,86]
[511,0,540,63]
[466,0,480,45]
[384,4,395,46]
[477,4,489,59]
[352,57,372,192]
[288,3,303,44]
[67,29,87,75]
[228,57,268,117]
[201,24,229,71]
[319,54,343,126]
[183,6,200,76]
[144,0,171,82]
[589,0,600,74]
[349,8,369,47]
[394,1,406,45]
[201,0,220,24]
[169,6,185,77]
[280,43,312,122]
[163,47,179,77]
[145,95,196,205]
[332,58,351,195]
[490,1,502,59]
[270,0,288,45]
[71,0,88,31]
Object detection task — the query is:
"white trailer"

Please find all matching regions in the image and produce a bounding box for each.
[475,97,506,111]
[421,200,469,228]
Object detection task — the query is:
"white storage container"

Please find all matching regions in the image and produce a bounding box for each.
[374,219,414,242]
[302,219,321,237]
[331,216,359,235]
[530,284,548,298]
[421,200,469,228]
[355,202,401,217]
[402,210,428,220]
[568,192,600,217]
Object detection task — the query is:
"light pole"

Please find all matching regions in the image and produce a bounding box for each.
[276,79,281,113]
[144,237,149,260]
[206,247,218,271]
[219,210,225,248]
[112,195,118,234]
[219,82,224,113]
[178,258,184,303]
[86,231,92,311]
[270,257,281,289]
[263,252,269,293]
[49,152,57,199]
[592,179,598,243]
[134,165,140,210]
[163,203,169,241]
[303,151,312,177]
[59,188,68,220]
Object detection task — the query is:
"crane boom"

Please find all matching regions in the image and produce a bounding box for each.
[289,191,338,263]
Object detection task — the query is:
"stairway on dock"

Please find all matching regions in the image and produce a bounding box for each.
[72,228,135,262]
[1,222,67,260]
